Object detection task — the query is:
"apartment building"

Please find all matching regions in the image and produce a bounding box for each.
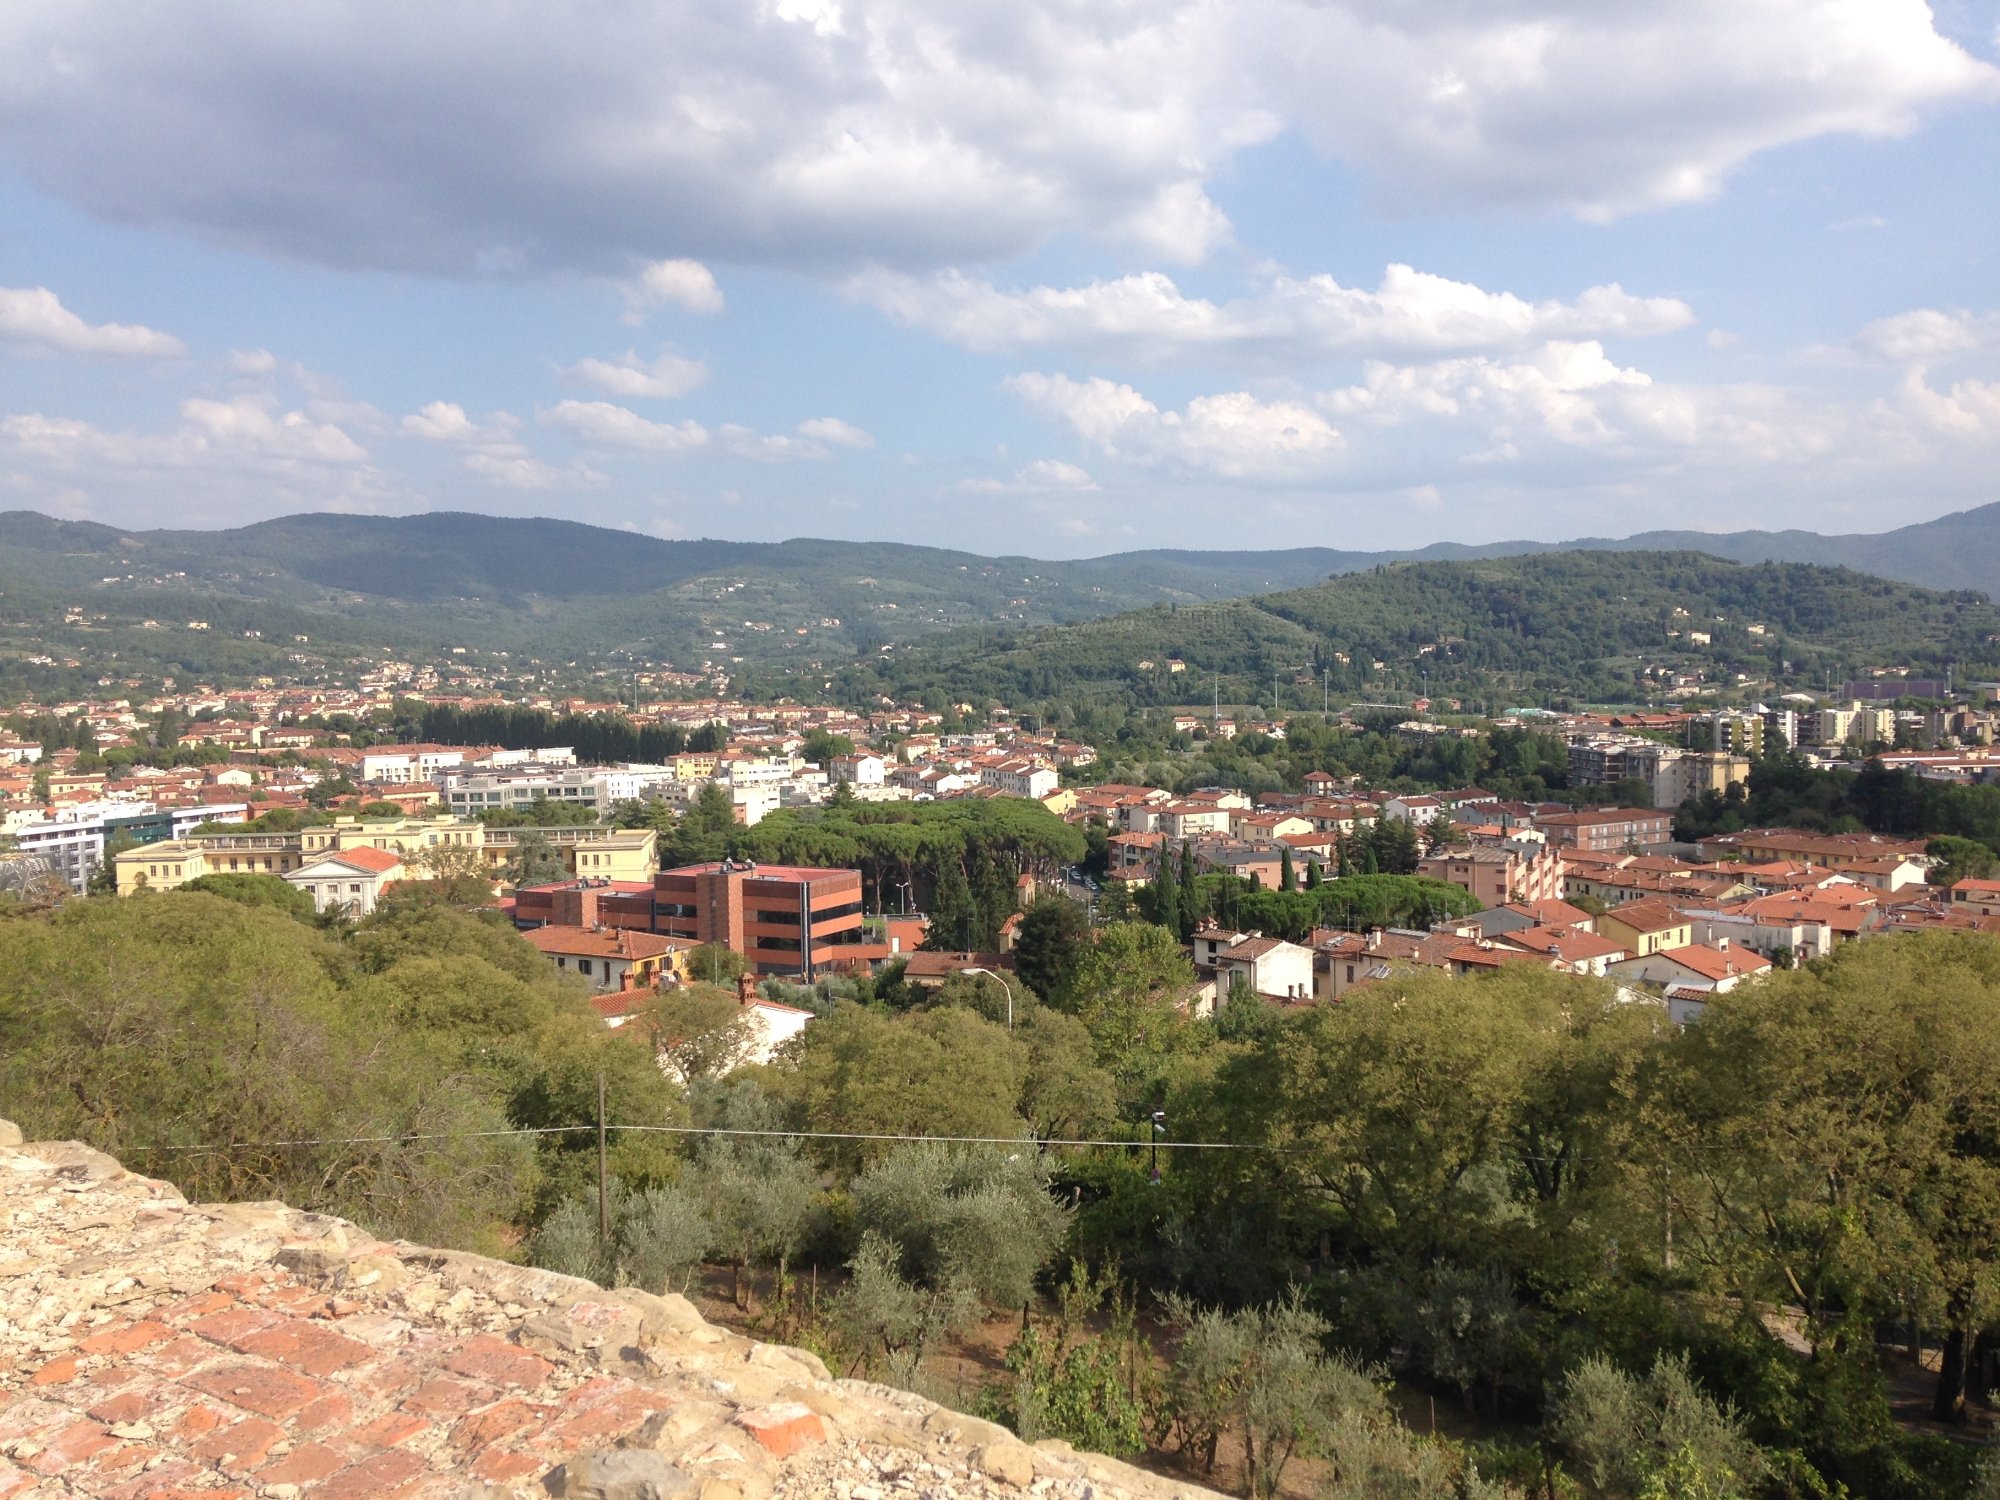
[1536,807,1673,853]
[441,766,662,817]
[516,860,868,979]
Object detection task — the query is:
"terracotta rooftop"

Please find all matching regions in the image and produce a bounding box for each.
[519,925,688,961]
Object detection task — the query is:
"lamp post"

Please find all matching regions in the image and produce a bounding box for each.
[1150,1107,1166,1184]
[962,965,1014,1031]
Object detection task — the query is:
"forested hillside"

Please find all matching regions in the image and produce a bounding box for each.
[842,552,2000,711]
[1,505,1999,695]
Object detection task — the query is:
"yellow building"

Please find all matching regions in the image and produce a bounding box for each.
[117,816,659,895]
[481,825,657,882]
[116,816,490,895]
[1598,899,1694,958]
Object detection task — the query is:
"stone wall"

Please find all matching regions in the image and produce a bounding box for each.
[0,1121,1218,1500]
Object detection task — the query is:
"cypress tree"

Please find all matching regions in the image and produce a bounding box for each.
[1280,847,1296,891]
[1152,850,1181,939]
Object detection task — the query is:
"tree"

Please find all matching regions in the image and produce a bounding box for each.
[1279,847,1297,891]
[506,830,570,888]
[1163,1289,1385,1499]
[1149,853,1182,941]
[850,1142,1071,1310]
[1636,932,2000,1428]
[925,855,976,951]
[645,984,760,1083]
[1927,834,1996,889]
[685,942,746,985]
[180,872,318,925]
[767,1004,1027,1173]
[1013,896,1090,1009]
[660,781,737,868]
[1550,1353,1764,1500]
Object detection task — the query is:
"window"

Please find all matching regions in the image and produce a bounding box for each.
[577,959,594,977]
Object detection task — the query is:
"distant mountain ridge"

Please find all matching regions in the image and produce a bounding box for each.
[0,502,1993,681]
[843,550,2000,712]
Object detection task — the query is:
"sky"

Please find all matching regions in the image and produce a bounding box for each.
[0,1,1997,559]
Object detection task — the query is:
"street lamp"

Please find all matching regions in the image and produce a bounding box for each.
[1150,1108,1167,1184]
[962,965,1014,1031]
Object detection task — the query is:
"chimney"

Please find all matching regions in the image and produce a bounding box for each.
[736,971,759,1007]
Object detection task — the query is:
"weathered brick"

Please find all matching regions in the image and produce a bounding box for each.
[76,1320,174,1356]
[187,1305,284,1349]
[401,1377,490,1416]
[258,1441,349,1486]
[0,1463,38,1499]
[146,1334,220,1376]
[212,1271,275,1297]
[443,1334,555,1390]
[100,1458,198,1500]
[471,1448,546,1484]
[235,1319,375,1376]
[446,1398,539,1456]
[291,1388,355,1433]
[350,1411,429,1449]
[85,1392,155,1426]
[80,1440,157,1477]
[181,1362,325,1420]
[0,1398,69,1443]
[313,1448,429,1500]
[547,1386,675,1449]
[154,1290,235,1324]
[189,1415,285,1474]
[21,1418,116,1475]
[732,1402,826,1458]
[29,1353,79,1385]
[170,1403,226,1439]
[350,1355,428,1401]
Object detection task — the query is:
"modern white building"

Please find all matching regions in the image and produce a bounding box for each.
[13,802,251,892]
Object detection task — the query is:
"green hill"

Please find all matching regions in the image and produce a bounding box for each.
[0,503,1997,698]
[841,552,2000,712]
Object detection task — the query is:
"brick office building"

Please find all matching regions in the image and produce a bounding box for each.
[515,859,866,979]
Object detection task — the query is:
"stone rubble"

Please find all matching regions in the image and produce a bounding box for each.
[0,1125,1218,1500]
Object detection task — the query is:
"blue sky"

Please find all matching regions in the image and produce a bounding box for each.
[1,1,1997,557]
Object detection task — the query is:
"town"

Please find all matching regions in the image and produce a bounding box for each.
[7,660,2000,1025]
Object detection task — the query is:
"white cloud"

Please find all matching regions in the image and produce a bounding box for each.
[622,259,725,316]
[400,400,485,442]
[1895,367,2000,436]
[461,451,602,489]
[0,395,380,528]
[857,263,1695,363]
[797,416,874,448]
[1262,0,1998,219]
[1006,372,1344,480]
[229,347,279,374]
[541,399,857,462]
[1854,307,2000,362]
[563,349,709,399]
[178,396,368,462]
[960,458,1100,494]
[541,399,709,453]
[0,3,1986,275]
[0,284,183,357]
